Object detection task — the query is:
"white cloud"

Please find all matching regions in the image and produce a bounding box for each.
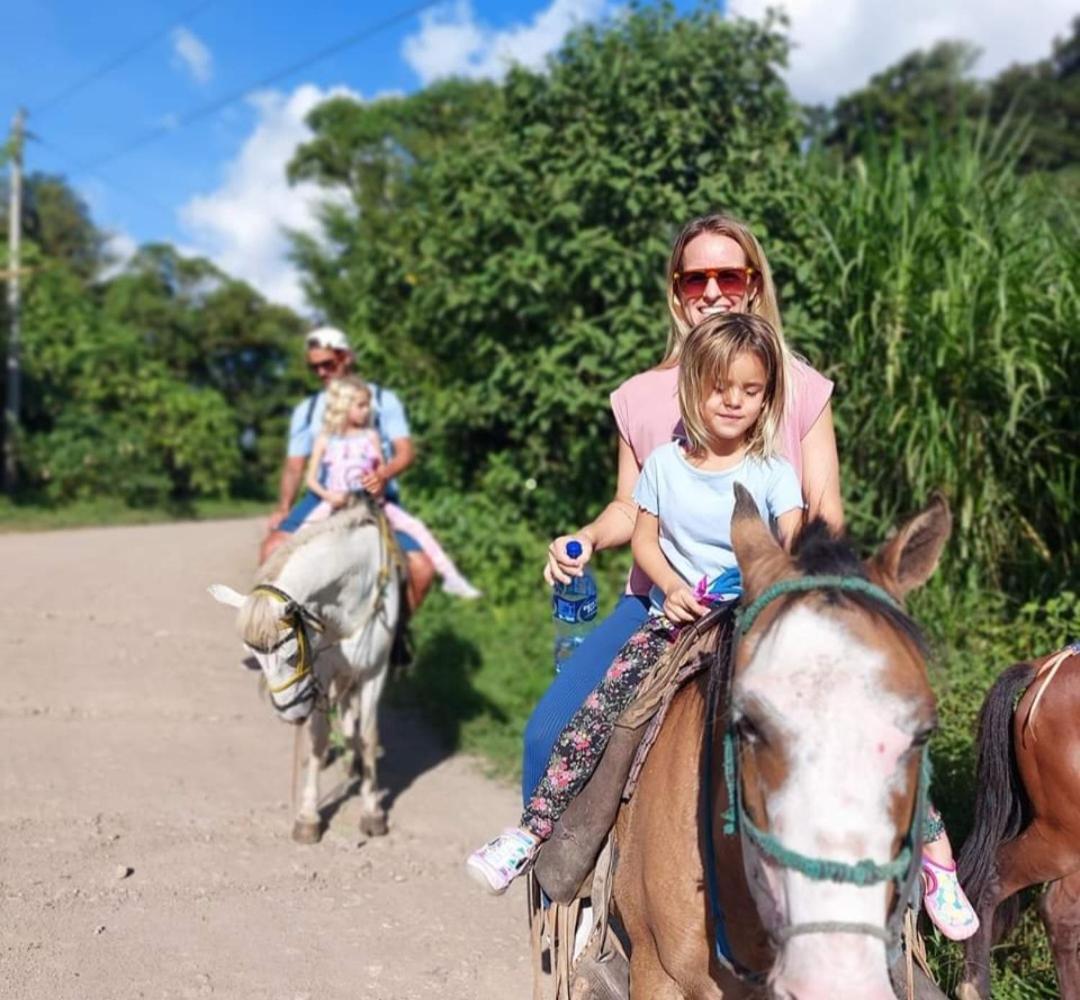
[403,0,610,84]
[98,230,138,282]
[731,0,1076,105]
[179,84,356,312]
[171,26,213,85]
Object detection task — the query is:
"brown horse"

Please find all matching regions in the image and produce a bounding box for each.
[612,488,951,999]
[956,642,1080,1000]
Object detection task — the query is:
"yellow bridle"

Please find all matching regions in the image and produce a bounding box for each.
[250,584,325,696]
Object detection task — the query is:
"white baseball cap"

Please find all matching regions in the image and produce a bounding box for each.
[305,326,351,352]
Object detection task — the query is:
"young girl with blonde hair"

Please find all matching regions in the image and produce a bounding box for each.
[468,312,803,892]
[304,376,480,600]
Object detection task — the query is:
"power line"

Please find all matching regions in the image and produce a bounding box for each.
[32,0,219,117]
[32,134,176,216]
[79,0,444,172]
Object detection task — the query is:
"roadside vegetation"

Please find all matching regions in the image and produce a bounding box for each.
[2,4,1076,992]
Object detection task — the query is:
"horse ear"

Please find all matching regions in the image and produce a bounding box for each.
[208,584,246,608]
[731,483,796,601]
[867,493,952,599]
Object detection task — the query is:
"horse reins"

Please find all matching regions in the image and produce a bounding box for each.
[704,575,932,979]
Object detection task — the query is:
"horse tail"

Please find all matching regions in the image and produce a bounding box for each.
[956,660,1036,939]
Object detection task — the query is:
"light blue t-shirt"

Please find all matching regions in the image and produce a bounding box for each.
[286,383,410,497]
[633,442,803,610]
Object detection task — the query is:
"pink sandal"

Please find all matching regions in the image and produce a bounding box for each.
[922,855,979,941]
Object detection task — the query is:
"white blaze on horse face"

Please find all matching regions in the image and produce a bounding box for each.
[736,603,918,998]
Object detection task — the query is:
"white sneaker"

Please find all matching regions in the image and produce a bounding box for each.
[443,576,482,599]
[465,828,539,894]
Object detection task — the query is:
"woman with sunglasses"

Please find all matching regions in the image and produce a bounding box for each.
[500,214,838,847]
[520,214,841,809]
[515,213,977,940]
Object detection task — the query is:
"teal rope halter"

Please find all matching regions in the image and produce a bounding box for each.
[706,573,932,970]
[736,574,905,638]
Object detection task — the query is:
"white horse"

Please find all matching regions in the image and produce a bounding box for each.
[210,505,403,842]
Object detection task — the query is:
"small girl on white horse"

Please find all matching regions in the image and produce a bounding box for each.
[468,312,803,889]
[304,376,480,600]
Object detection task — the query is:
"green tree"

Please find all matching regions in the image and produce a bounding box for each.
[988,16,1080,172]
[289,77,498,324]
[17,262,241,505]
[822,41,985,158]
[0,175,306,506]
[0,172,106,279]
[101,244,306,494]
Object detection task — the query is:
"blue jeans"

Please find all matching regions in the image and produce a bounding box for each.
[277,488,420,553]
[521,593,650,802]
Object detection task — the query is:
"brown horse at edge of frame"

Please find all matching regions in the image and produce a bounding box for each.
[957,641,1080,1000]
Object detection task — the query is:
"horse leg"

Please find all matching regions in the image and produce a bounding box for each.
[292,708,330,844]
[959,820,1077,1000]
[339,692,362,780]
[355,671,389,837]
[627,942,686,1000]
[1039,867,1080,999]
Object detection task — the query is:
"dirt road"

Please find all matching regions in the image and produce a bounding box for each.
[0,519,531,1000]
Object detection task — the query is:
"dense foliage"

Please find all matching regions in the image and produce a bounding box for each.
[0,184,305,506]
[800,134,1078,592]
[819,16,1080,172]
[289,3,1077,596]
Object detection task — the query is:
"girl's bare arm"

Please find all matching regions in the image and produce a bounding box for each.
[305,435,332,501]
[631,509,705,623]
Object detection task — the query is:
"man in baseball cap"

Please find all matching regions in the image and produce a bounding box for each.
[263,326,353,543]
[304,325,351,353]
[260,327,435,613]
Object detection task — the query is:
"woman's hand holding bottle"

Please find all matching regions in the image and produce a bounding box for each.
[544,533,595,586]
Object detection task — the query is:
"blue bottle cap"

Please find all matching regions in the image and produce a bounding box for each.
[566,540,583,559]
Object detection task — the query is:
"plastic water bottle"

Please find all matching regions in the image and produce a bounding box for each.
[552,540,599,673]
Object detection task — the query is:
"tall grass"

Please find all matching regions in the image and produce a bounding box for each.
[798,125,1079,594]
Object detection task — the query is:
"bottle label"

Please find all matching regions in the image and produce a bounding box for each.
[553,595,579,624]
[554,594,598,624]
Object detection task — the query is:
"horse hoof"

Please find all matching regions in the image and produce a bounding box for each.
[292,819,322,844]
[360,813,388,837]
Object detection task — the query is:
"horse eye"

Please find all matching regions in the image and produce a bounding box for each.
[735,714,765,747]
[910,724,936,750]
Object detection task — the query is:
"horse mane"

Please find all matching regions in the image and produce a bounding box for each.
[790,518,929,658]
[256,503,377,584]
[238,503,379,649]
[236,595,285,650]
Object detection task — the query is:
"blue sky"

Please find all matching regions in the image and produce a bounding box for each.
[2,0,1074,312]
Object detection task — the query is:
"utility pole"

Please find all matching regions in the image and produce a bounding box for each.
[3,108,25,493]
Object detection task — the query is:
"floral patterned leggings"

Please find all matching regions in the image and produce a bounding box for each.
[521,614,677,839]
[519,613,949,847]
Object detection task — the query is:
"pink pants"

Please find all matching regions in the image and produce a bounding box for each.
[307,497,477,596]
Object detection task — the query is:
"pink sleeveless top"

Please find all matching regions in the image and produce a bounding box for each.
[610,357,833,595]
[323,432,381,493]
